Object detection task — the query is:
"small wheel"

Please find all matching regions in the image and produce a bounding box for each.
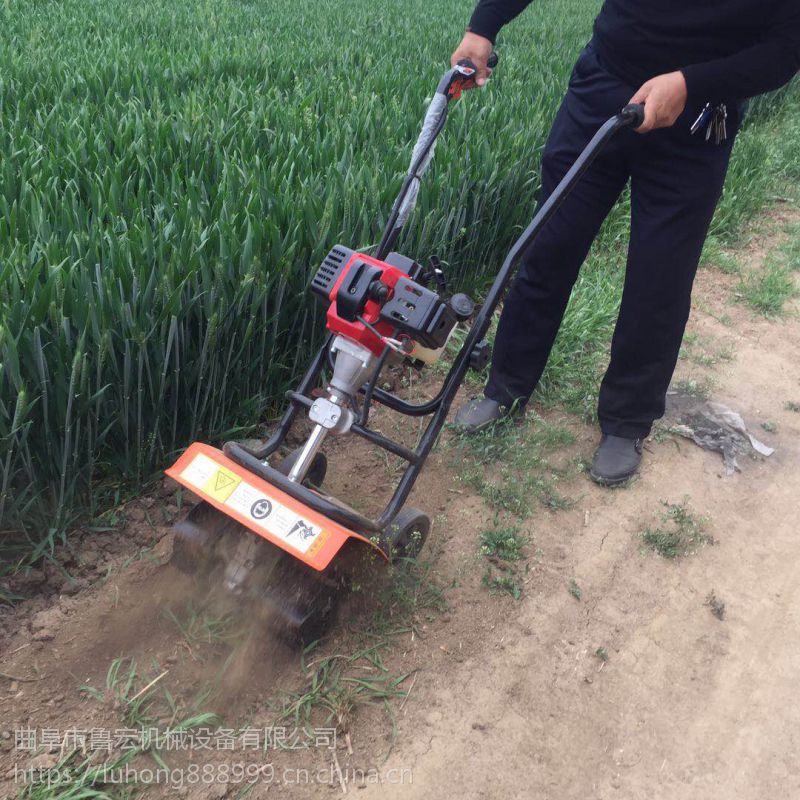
[275,448,327,488]
[382,508,430,563]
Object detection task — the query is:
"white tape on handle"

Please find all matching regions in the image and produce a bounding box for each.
[394,93,448,229]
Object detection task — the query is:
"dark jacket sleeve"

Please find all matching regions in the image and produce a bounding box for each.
[467,0,534,44]
[681,0,800,101]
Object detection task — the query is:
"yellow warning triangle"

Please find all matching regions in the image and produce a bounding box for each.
[214,471,235,491]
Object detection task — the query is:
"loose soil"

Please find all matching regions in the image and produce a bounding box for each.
[1,205,798,800]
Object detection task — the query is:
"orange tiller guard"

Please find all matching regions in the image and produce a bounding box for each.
[166,443,386,572]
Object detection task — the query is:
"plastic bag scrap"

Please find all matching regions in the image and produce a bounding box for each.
[665,389,775,475]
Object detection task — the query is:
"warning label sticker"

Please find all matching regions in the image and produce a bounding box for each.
[179,453,328,556]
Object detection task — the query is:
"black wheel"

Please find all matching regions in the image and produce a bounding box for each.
[275,448,327,488]
[382,507,430,563]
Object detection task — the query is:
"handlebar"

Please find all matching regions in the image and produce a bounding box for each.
[377,55,499,258]
[619,103,646,128]
[376,60,643,261]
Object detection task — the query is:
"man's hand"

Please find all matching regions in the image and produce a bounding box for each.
[450,32,494,87]
[629,71,688,133]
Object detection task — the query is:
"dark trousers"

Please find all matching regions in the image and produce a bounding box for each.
[485,42,740,438]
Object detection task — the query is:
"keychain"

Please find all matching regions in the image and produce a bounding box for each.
[691,103,727,144]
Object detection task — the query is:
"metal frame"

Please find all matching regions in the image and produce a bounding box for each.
[223,64,644,538]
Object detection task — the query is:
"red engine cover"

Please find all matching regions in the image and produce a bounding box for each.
[325,253,408,356]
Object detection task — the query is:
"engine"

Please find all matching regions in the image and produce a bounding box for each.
[311,245,472,361]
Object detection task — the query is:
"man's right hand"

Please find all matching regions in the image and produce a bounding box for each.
[450,32,494,87]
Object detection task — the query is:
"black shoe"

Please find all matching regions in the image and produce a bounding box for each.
[589,435,644,486]
[453,396,514,433]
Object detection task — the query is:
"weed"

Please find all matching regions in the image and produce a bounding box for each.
[735,222,800,316]
[0,582,23,605]
[278,643,412,749]
[716,253,742,275]
[679,333,735,367]
[479,524,528,562]
[568,578,582,601]
[482,565,523,600]
[80,657,161,728]
[16,748,141,800]
[701,237,741,274]
[777,222,800,268]
[651,425,677,443]
[672,378,714,401]
[476,518,530,601]
[737,261,796,316]
[785,401,800,413]
[80,656,220,742]
[641,499,714,559]
[163,601,238,655]
[595,647,609,662]
[274,543,445,756]
[450,413,577,518]
[358,549,447,639]
[761,421,778,433]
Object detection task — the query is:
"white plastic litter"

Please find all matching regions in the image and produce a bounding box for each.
[665,391,775,475]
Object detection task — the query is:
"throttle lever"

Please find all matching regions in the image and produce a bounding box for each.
[428,255,448,296]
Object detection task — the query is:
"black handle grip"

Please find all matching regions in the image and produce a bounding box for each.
[441,51,499,99]
[620,103,645,128]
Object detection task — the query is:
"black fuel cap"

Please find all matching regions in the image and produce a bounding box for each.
[449,293,475,321]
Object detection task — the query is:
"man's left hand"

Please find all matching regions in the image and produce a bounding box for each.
[629,71,688,133]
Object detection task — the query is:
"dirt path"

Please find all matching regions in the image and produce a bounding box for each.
[0,206,798,799]
[359,204,800,799]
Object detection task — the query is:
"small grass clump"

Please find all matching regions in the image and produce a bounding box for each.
[477,520,530,601]
[679,332,734,368]
[595,647,609,662]
[43,653,224,798]
[641,499,714,559]
[671,378,714,401]
[450,414,577,518]
[482,566,525,600]
[353,526,447,637]
[80,656,162,728]
[163,601,238,656]
[701,236,741,274]
[16,748,141,800]
[775,220,800,269]
[479,524,527,562]
[278,642,412,753]
[80,656,221,734]
[568,578,582,601]
[736,223,800,316]
[737,262,796,316]
[785,401,800,413]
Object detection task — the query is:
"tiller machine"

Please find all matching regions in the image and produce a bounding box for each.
[166,55,645,641]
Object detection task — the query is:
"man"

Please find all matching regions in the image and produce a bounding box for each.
[451,0,800,485]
